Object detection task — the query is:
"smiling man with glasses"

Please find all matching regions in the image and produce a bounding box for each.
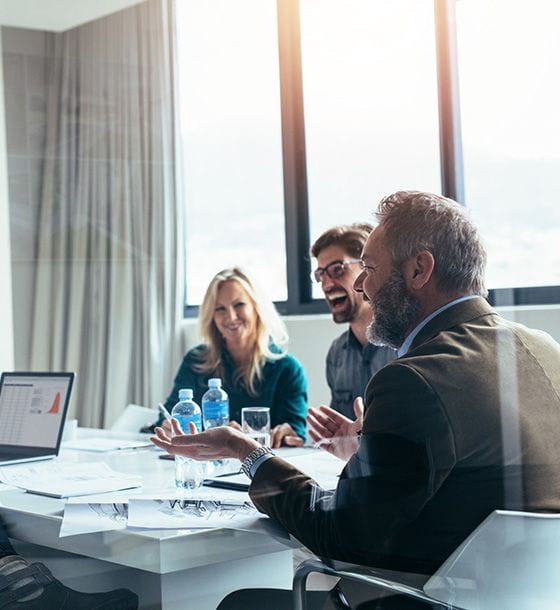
[263,224,396,447]
[310,224,395,420]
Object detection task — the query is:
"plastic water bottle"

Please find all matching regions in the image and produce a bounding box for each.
[201,378,230,470]
[201,378,230,429]
[171,388,204,491]
[171,388,202,434]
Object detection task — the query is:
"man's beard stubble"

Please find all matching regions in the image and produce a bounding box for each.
[328,290,358,324]
[366,270,421,350]
[333,298,357,324]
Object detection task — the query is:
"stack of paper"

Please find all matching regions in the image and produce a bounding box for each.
[0,462,142,498]
[59,488,270,537]
[63,438,152,452]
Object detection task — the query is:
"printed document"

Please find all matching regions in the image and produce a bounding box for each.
[59,489,289,538]
[59,489,168,537]
[60,501,129,537]
[127,490,261,530]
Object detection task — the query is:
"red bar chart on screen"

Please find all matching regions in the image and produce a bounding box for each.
[48,392,61,414]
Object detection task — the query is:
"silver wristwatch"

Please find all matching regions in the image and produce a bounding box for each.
[241,446,273,479]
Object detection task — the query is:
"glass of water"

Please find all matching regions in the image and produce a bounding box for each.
[241,407,271,446]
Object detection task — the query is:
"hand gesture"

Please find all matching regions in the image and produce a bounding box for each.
[269,423,304,448]
[160,418,174,435]
[151,419,259,462]
[307,396,364,461]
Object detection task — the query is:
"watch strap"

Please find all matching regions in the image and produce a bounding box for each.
[241,445,273,479]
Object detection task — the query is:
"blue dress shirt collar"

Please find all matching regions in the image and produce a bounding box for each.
[397,295,479,358]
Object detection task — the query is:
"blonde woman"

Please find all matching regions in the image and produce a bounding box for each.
[155,268,308,447]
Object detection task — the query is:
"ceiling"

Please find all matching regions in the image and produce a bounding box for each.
[0,0,146,32]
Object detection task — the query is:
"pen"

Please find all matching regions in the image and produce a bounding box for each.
[203,479,249,492]
[158,402,172,421]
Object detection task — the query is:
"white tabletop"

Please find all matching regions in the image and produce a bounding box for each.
[0,431,301,575]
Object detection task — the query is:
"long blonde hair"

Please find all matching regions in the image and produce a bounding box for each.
[194,267,288,395]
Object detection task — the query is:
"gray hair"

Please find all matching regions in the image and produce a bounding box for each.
[376,191,488,297]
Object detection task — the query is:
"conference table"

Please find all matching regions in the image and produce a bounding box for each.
[0,429,308,609]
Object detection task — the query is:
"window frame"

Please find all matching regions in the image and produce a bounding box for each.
[182,0,560,317]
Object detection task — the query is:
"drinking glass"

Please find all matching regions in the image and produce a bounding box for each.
[241,407,271,446]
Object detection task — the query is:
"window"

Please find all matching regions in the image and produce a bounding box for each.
[299,0,441,297]
[175,0,560,314]
[456,0,560,290]
[301,0,441,238]
[176,0,287,305]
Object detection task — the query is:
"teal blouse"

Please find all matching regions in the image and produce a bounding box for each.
[161,345,308,439]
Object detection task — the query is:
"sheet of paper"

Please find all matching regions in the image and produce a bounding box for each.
[0,461,142,498]
[281,450,344,490]
[203,450,343,491]
[127,491,261,531]
[207,458,242,476]
[63,438,152,452]
[65,489,176,504]
[60,501,128,537]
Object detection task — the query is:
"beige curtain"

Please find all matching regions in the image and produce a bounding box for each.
[30,0,184,427]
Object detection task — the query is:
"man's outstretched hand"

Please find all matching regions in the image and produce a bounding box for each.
[151,418,260,462]
[307,396,364,461]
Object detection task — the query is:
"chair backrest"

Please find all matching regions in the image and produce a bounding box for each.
[110,404,156,432]
[424,510,560,610]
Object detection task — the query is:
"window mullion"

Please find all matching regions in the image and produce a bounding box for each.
[434,0,465,203]
[276,0,311,313]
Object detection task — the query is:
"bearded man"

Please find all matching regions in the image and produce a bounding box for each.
[154,191,560,609]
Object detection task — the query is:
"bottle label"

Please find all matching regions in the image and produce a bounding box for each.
[202,400,229,421]
[174,414,202,434]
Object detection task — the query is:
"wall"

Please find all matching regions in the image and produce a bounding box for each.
[284,315,341,406]
[0,28,15,371]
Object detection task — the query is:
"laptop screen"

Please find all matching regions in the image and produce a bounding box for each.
[0,372,74,449]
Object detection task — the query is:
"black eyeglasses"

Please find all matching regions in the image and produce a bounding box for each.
[312,259,361,283]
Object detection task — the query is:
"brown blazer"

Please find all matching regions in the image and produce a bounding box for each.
[250,298,560,575]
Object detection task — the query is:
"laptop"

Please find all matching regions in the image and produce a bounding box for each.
[0,372,74,465]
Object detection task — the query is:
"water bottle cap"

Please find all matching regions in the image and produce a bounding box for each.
[178,388,193,400]
[208,378,222,388]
